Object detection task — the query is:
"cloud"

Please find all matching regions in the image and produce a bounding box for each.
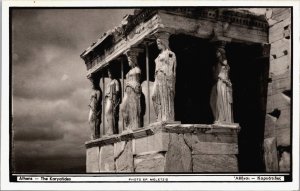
[12,9,133,67]
[13,96,89,141]
[13,120,89,160]
[12,44,88,100]
[11,8,133,173]
[61,74,69,81]
[14,128,87,159]
[12,9,134,102]
[13,119,65,141]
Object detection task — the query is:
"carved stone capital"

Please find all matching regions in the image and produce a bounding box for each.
[124,47,143,67]
[210,28,231,45]
[155,31,171,40]
[214,41,227,50]
[88,73,101,90]
[213,41,227,62]
[155,31,173,51]
[124,47,142,58]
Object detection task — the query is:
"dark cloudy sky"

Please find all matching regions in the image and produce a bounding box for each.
[12,8,133,173]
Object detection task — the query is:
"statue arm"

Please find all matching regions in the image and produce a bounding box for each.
[223,64,232,86]
[167,50,176,77]
[115,80,120,93]
[218,74,232,87]
[225,79,232,87]
[173,53,177,78]
[136,67,141,83]
[113,80,121,108]
[96,91,101,101]
[134,73,142,93]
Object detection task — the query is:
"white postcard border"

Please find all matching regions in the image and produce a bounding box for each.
[1,0,299,190]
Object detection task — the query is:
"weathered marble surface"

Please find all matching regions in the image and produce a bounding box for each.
[115,141,134,172]
[263,137,278,172]
[264,8,291,172]
[133,132,169,155]
[86,147,100,172]
[134,152,165,172]
[279,151,290,172]
[192,142,238,155]
[87,123,240,172]
[165,133,192,172]
[99,144,115,172]
[193,155,238,172]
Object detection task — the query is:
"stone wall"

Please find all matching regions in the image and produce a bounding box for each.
[264,8,291,172]
[86,122,240,172]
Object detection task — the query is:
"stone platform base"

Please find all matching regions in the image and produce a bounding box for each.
[85,122,240,172]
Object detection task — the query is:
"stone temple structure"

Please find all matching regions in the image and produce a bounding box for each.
[80,8,291,172]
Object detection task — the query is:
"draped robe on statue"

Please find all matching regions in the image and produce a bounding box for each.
[88,89,102,139]
[216,65,233,123]
[121,67,142,130]
[210,62,233,124]
[105,79,120,135]
[151,49,176,122]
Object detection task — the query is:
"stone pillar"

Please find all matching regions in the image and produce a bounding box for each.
[120,48,143,131]
[88,74,102,140]
[151,32,177,122]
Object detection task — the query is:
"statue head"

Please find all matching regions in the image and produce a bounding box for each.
[156,32,170,51]
[89,74,100,90]
[107,68,114,79]
[216,47,227,64]
[125,49,138,68]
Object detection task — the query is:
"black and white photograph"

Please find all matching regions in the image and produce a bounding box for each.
[1,1,299,190]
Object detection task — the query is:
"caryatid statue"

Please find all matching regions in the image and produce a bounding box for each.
[104,68,121,135]
[88,75,102,139]
[120,49,142,131]
[210,43,234,124]
[151,32,177,122]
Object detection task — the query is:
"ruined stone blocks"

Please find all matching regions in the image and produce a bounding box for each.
[85,123,240,172]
